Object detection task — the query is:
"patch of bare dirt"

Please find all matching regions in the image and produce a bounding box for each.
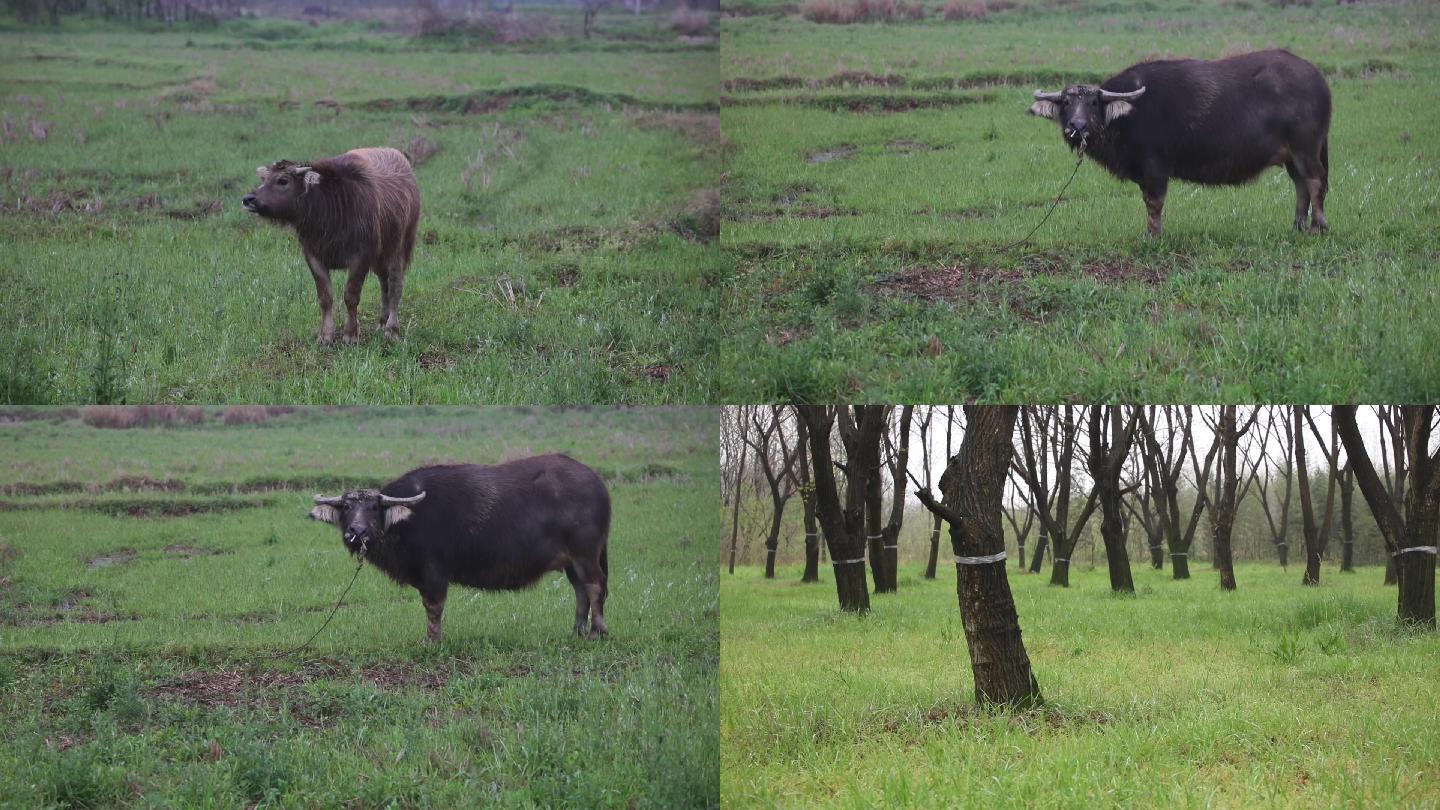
[106,475,184,493]
[872,254,1180,302]
[163,544,221,558]
[640,363,677,382]
[886,138,937,153]
[152,662,454,719]
[806,144,856,164]
[85,549,136,569]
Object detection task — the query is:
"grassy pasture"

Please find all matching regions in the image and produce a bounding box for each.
[0,407,719,807]
[0,19,719,404]
[721,562,1440,807]
[716,0,1440,401]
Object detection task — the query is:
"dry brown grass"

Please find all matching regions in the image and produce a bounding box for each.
[79,405,206,429]
[802,0,923,23]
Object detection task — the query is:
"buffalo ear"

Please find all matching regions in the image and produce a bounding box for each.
[1104,100,1135,123]
[300,170,321,190]
[256,165,271,181]
[309,504,340,524]
[1028,100,1059,120]
[384,506,414,530]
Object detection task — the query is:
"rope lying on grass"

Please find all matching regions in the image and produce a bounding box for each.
[992,137,1088,253]
[266,554,366,660]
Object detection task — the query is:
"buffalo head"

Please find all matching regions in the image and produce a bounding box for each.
[309,490,426,554]
[242,161,322,221]
[1029,85,1146,150]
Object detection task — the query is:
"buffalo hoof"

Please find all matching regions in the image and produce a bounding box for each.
[342,332,360,346]
[1307,224,1329,236]
[586,627,608,640]
[316,333,334,347]
[382,328,400,343]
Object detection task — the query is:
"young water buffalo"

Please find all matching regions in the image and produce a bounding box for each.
[308,455,610,643]
[1028,49,1331,236]
[243,147,421,344]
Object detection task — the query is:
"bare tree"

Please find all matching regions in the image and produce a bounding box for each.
[924,407,956,579]
[796,413,821,583]
[1003,471,1035,571]
[860,407,894,595]
[1334,405,1438,627]
[1088,406,1140,593]
[1015,406,1099,587]
[914,406,1042,708]
[726,406,749,575]
[1255,408,1295,568]
[877,406,913,593]
[1206,406,1259,591]
[1294,406,1339,586]
[1337,462,1356,573]
[797,406,884,612]
[744,407,800,579]
[1136,406,1216,580]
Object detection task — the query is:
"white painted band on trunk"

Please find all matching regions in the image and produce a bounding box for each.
[833,558,865,565]
[955,551,1007,565]
[1171,553,1188,557]
[804,532,818,537]
[1276,542,1287,546]
[1149,545,1162,550]
[867,534,883,540]
[1054,558,1069,563]
[1397,546,1438,555]
[884,544,898,550]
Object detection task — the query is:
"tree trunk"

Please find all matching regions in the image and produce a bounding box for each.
[916,406,1041,708]
[1049,557,1070,587]
[727,411,748,575]
[1339,464,1355,573]
[1397,479,1438,627]
[798,417,820,583]
[1088,406,1136,594]
[1293,406,1321,587]
[797,406,871,613]
[1028,528,1048,574]
[1171,552,1190,579]
[924,518,941,579]
[763,501,781,579]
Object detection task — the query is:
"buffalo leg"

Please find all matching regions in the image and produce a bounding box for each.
[1285,159,1312,232]
[375,269,391,328]
[564,564,590,636]
[572,557,608,639]
[341,264,368,345]
[1295,149,1328,234]
[1139,176,1168,237]
[421,583,447,643]
[303,252,335,346]
[380,258,405,340]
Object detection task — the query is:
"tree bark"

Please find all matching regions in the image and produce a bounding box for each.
[1294,406,1322,587]
[1028,527,1048,574]
[915,405,1041,708]
[797,416,820,583]
[1339,463,1355,573]
[726,407,748,575]
[879,405,912,593]
[1210,406,1255,592]
[797,406,870,612]
[1088,406,1137,593]
[1336,405,1438,628]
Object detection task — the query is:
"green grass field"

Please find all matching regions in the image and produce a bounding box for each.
[0,17,719,404]
[0,407,719,807]
[716,0,1440,401]
[721,561,1440,807]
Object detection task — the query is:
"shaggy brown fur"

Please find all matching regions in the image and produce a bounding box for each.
[243,147,421,344]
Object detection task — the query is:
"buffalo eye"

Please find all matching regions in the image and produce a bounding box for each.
[277,176,289,186]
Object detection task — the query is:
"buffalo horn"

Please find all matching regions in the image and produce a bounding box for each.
[313,494,343,505]
[1033,89,1064,101]
[380,492,426,506]
[1100,86,1146,101]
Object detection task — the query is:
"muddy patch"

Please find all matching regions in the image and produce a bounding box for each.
[163,544,222,558]
[152,662,457,723]
[872,254,1180,303]
[805,144,856,164]
[886,138,938,153]
[85,549,137,569]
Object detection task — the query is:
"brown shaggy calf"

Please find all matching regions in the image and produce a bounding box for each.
[243,147,421,345]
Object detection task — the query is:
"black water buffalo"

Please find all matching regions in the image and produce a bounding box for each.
[1028,49,1331,236]
[243,147,421,345]
[308,454,610,643]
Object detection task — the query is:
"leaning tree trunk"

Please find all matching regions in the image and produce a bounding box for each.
[1028,528,1048,574]
[797,406,870,612]
[924,515,941,579]
[1097,489,1134,592]
[1339,465,1355,573]
[763,501,782,579]
[917,406,1041,708]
